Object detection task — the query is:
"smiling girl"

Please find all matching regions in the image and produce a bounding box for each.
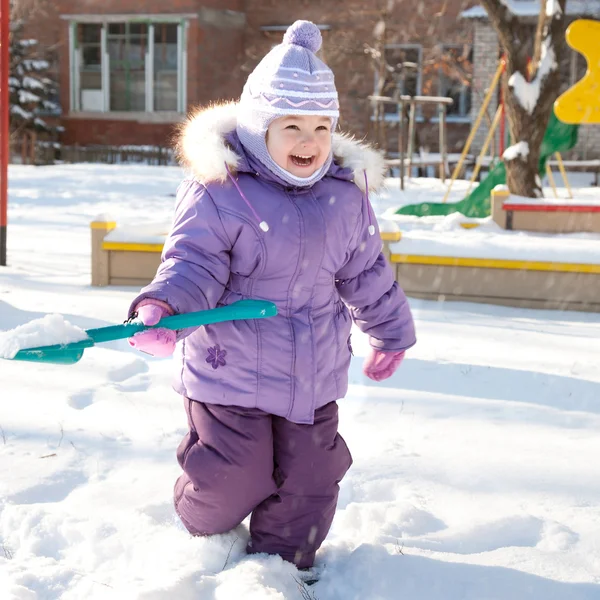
[127,20,416,575]
[266,115,332,176]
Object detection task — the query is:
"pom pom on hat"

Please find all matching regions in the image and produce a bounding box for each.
[282,20,322,53]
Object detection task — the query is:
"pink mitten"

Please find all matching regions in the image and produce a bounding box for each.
[363,349,405,382]
[128,300,176,358]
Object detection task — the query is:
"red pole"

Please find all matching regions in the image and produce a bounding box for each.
[499,56,506,157]
[0,0,9,266]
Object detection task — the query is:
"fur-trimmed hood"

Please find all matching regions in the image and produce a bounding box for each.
[175,102,386,192]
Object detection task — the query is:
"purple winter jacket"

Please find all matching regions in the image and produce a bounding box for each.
[130,102,416,424]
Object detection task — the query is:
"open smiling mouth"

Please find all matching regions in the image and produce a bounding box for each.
[290,154,315,167]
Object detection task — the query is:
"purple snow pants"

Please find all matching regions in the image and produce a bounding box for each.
[173,398,353,568]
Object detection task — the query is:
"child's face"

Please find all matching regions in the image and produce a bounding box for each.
[266,115,332,178]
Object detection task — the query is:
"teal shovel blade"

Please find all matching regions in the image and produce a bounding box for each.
[9,299,277,365]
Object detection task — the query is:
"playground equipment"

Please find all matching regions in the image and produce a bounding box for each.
[395,112,578,217]
[377,20,600,313]
[394,26,600,219]
[369,94,454,190]
[554,19,600,125]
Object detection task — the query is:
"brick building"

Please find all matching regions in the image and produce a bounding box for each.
[20,1,600,157]
[49,0,246,146]
[21,0,477,152]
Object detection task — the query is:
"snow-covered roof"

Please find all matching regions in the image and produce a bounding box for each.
[462,0,600,19]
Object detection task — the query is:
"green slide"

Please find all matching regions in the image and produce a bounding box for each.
[394,111,579,218]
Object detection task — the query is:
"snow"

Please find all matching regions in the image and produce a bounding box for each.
[388,219,600,264]
[546,0,563,16]
[22,59,49,71]
[462,1,600,18]
[508,38,557,115]
[104,223,169,246]
[22,76,44,90]
[506,195,600,207]
[18,90,41,104]
[503,141,530,161]
[10,105,32,120]
[371,172,600,265]
[375,174,600,264]
[2,164,600,599]
[0,314,89,359]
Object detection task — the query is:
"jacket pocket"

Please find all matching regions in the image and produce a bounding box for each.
[333,300,353,368]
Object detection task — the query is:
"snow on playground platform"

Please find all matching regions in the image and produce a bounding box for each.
[374,174,600,267]
[380,214,600,266]
[102,222,169,246]
[2,165,600,599]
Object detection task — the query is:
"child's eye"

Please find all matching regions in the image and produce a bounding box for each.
[316,126,330,131]
[285,125,300,130]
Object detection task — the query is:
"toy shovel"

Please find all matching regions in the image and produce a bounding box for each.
[8,299,277,366]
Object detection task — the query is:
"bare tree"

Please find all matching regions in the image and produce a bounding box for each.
[242,1,479,145]
[363,1,478,151]
[364,3,394,148]
[10,0,50,21]
[480,0,568,197]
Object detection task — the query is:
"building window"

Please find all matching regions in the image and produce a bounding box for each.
[70,20,186,114]
[438,44,472,119]
[154,24,179,111]
[78,24,103,111]
[107,22,147,112]
[375,44,422,116]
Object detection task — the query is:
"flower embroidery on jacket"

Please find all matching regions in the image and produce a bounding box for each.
[206,345,227,369]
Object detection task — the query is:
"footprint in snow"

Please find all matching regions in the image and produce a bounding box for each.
[9,468,87,504]
[107,357,149,383]
[67,388,96,410]
[406,514,577,554]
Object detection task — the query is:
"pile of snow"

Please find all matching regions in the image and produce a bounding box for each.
[104,222,170,245]
[503,141,530,162]
[0,314,89,359]
[388,220,600,264]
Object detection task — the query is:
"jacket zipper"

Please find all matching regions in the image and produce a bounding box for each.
[286,189,305,420]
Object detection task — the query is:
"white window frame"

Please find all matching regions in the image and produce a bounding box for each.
[69,17,187,115]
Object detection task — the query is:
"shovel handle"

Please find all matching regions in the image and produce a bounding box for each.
[87,299,277,344]
[12,300,278,362]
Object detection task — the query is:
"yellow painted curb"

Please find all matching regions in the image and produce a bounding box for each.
[102,242,164,253]
[91,221,117,230]
[380,231,402,242]
[390,254,600,274]
[459,222,480,229]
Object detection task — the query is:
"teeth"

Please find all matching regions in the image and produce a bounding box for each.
[294,155,312,159]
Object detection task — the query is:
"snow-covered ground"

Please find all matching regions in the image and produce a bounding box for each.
[1,165,600,600]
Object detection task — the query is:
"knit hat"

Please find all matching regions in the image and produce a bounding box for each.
[236,20,339,188]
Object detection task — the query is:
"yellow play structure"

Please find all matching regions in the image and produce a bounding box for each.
[554,19,600,125]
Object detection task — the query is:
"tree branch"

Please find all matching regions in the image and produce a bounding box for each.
[532,0,567,72]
